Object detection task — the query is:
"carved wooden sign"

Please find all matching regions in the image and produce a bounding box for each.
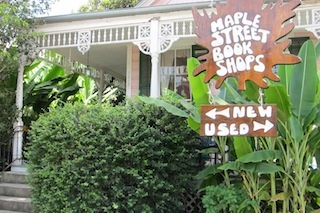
[200,104,277,136]
[192,0,301,90]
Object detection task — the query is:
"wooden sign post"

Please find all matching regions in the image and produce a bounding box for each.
[200,104,277,137]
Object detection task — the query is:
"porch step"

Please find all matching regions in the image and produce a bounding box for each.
[0,172,31,212]
[0,184,30,198]
[0,196,31,212]
[1,173,27,184]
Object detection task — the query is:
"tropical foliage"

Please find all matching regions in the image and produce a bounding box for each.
[0,0,55,147]
[23,59,80,126]
[139,39,320,212]
[23,59,123,126]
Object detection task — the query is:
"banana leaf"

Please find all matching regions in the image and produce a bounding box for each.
[195,164,221,180]
[43,65,65,82]
[233,137,253,159]
[316,40,320,59]
[236,150,282,163]
[307,186,320,197]
[309,127,320,150]
[310,171,320,187]
[219,78,247,104]
[290,40,319,120]
[241,163,283,174]
[137,96,189,118]
[289,116,303,143]
[277,64,294,94]
[220,161,283,174]
[186,57,209,130]
[265,84,291,123]
[187,57,209,108]
[303,107,318,131]
[218,161,241,171]
[242,81,260,103]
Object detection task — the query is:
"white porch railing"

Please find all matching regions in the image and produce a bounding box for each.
[37,6,320,52]
[36,5,320,87]
[37,24,141,54]
[294,6,320,38]
[294,7,320,27]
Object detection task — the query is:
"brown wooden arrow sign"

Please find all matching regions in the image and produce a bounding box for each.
[200,104,277,137]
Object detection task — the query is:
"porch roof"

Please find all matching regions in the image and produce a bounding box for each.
[38,2,211,24]
[135,0,211,7]
[35,1,212,88]
[35,0,320,93]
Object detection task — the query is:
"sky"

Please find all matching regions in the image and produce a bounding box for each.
[48,0,89,16]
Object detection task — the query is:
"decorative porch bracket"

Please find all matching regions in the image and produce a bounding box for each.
[77,30,91,55]
[307,28,320,39]
[295,7,320,39]
[133,19,178,98]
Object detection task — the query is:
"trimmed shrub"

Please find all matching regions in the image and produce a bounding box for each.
[27,99,199,212]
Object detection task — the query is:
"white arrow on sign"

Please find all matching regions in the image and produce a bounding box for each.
[253,120,274,133]
[206,108,230,119]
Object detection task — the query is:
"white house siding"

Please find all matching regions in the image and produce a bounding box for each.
[131,45,141,97]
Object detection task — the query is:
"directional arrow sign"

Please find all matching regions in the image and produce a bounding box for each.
[253,120,274,133]
[206,108,230,119]
[200,104,277,137]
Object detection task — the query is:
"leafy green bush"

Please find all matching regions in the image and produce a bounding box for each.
[27,99,199,212]
[202,185,257,213]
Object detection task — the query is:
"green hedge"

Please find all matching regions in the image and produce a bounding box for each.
[27,99,199,212]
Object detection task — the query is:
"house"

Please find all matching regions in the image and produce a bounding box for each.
[11,0,320,171]
[34,0,320,99]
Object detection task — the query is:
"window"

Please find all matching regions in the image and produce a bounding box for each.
[160,49,191,99]
[139,52,151,96]
[289,37,309,55]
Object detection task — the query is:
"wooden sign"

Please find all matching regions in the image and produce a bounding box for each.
[200,104,277,136]
[192,0,301,90]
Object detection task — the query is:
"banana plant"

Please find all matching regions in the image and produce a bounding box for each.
[23,59,81,126]
[138,40,320,212]
[206,40,320,212]
[215,40,320,212]
[23,58,125,125]
[264,40,320,212]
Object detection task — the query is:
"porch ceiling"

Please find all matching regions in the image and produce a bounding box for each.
[49,36,198,81]
[52,43,128,81]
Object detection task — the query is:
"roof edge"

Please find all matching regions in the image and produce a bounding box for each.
[37,2,212,24]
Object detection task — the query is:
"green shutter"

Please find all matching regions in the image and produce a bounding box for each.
[139,52,151,96]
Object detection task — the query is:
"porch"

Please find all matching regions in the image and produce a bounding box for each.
[10,1,320,171]
[35,2,320,98]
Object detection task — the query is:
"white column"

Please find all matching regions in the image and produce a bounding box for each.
[126,44,132,98]
[12,53,26,172]
[149,18,160,98]
[98,70,104,103]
